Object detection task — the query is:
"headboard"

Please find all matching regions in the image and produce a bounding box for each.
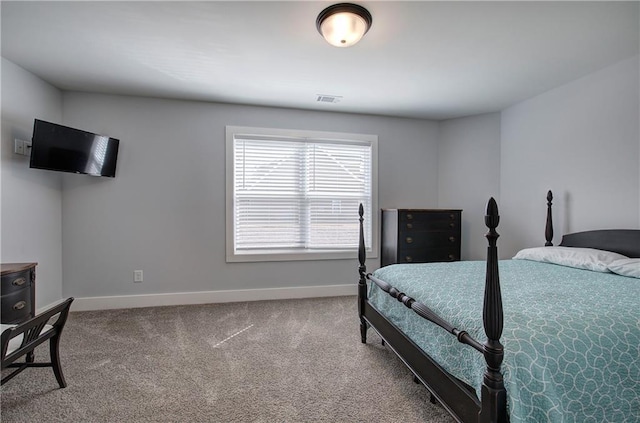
[559,230,640,258]
[544,190,640,258]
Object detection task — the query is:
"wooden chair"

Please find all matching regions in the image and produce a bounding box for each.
[1,297,74,388]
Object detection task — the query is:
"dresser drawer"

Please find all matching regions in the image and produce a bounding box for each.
[1,287,33,324]
[397,248,460,263]
[399,211,460,231]
[399,220,459,232]
[399,231,460,249]
[399,211,459,223]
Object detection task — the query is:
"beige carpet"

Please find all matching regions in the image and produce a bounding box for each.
[1,296,455,422]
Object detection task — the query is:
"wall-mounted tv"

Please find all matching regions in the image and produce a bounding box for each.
[29,119,119,178]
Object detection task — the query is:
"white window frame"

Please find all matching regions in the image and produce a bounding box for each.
[226,126,378,263]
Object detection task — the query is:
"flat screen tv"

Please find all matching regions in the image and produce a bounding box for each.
[29,119,119,177]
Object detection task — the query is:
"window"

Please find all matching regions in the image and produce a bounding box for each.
[226,126,378,262]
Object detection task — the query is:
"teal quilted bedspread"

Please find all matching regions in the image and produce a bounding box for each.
[370,260,640,422]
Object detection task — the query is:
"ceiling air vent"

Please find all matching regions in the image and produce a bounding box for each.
[316,94,342,104]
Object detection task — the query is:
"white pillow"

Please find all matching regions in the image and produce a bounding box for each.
[607,258,640,278]
[512,246,628,273]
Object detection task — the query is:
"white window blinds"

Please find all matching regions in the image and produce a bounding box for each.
[232,133,373,257]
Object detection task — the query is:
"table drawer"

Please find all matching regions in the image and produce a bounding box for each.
[1,287,32,324]
[2,263,36,324]
[1,269,32,295]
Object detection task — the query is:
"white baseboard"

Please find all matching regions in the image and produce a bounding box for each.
[70,284,357,312]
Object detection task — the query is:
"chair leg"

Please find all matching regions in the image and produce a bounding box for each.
[49,335,67,388]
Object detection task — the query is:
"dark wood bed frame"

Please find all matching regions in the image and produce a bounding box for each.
[357,191,640,423]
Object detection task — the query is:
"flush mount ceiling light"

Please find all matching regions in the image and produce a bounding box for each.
[316,3,372,47]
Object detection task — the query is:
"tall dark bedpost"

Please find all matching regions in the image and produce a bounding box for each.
[479,198,507,423]
[358,204,369,343]
[545,190,554,246]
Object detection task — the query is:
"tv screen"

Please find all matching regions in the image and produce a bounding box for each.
[29,119,119,177]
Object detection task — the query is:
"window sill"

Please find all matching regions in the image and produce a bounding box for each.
[226,249,377,263]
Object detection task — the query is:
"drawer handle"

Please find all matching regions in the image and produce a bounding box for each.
[12,277,26,287]
[406,223,413,229]
[405,256,413,263]
[449,222,456,228]
[449,236,456,243]
[13,301,26,311]
[406,237,413,244]
[406,214,413,220]
[448,254,455,261]
[449,214,455,219]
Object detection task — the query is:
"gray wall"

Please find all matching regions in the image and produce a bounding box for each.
[500,56,640,257]
[438,113,501,260]
[61,93,439,298]
[1,58,63,309]
[2,54,639,305]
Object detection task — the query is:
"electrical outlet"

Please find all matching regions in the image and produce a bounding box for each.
[134,270,143,283]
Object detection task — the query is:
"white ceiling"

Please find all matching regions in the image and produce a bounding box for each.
[2,1,638,120]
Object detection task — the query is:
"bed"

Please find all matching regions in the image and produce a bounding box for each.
[357,192,640,422]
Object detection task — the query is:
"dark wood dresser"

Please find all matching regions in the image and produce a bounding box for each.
[1,263,36,324]
[381,209,462,266]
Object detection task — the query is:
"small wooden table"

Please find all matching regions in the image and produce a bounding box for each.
[1,263,37,324]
